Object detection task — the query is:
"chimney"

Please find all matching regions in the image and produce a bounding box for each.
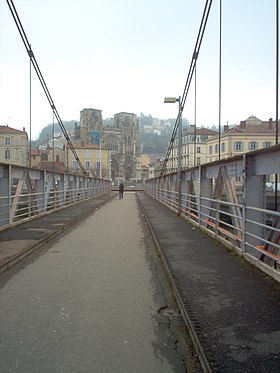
[269,117,273,129]
[23,127,25,132]
[223,124,229,132]
[240,120,246,129]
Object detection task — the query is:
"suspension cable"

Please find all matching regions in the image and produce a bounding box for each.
[161,0,213,174]
[6,0,87,176]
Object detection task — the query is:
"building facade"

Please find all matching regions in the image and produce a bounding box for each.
[166,126,217,172]
[206,116,277,163]
[165,116,278,185]
[66,144,109,178]
[76,109,141,182]
[0,125,28,167]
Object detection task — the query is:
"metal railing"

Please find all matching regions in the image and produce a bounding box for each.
[0,163,111,229]
[145,146,280,277]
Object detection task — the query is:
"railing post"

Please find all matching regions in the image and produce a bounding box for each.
[43,170,47,213]
[244,155,266,248]
[241,154,247,252]
[198,166,202,225]
[200,166,213,228]
[177,96,182,216]
[0,165,10,227]
[215,200,219,237]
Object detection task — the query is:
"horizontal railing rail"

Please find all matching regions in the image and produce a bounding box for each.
[0,163,111,230]
[145,146,280,279]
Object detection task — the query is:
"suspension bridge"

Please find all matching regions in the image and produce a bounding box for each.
[1,1,280,372]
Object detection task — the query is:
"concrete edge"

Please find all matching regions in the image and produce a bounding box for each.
[136,194,212,373]
[0,193,115,275]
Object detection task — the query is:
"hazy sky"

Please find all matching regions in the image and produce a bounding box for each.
[0,0,276,139]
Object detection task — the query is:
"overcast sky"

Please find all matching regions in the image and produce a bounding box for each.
[0,0,277,139]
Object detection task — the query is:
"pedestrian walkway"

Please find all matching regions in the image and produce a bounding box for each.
[137,193,280,373]
[1,192,280,372]
[0,193,115,274]
[0,192,199,373]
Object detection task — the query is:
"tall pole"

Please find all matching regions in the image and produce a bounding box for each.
[177,96,182,215]
[153,145,156,198]
[99,136,102,178]
[109,153,112,181]
[276,0,279,210]
[194,64,197,166]
[52,111,55,171]
[29,45,32,167]
[218,0,222,160]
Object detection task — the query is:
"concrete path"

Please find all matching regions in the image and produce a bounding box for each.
[137,193,280,373]
[0,193,200,373]
[2,191,280,372]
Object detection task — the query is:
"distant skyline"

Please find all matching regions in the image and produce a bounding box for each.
[0,0,277,139]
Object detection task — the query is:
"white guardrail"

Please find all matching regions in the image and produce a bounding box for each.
[0,163,111,229]
[145,145,280,281]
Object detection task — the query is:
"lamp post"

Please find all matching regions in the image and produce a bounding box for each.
[164,96,182,215]
[153,145,156,198]
[99,136,102,179]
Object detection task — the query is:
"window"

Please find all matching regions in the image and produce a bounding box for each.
[5,149,10,159]
[21,136,26,146]
[196,157,201,165]
[215,144,219,153]
[56,155,59,162]
[263,141,272,148]
[233,142,244,151]
[5,137,11,145]
[209,145,213,155]
[85,150,91,158]
[96,161,101,170]
[197,146,201,153]
[248,141,258,151]
[41,153,48,161]
[221,142,226,153]
[85,161,91,169]
[72,160,78,169]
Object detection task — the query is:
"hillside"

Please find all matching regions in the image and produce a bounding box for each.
[33,114,194,156]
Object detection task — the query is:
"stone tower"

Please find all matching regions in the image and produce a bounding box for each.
[77,109,141,182]
[113,112,141,181]
[79,108,102,145]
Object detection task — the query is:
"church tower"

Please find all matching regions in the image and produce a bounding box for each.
[113,112,141,181]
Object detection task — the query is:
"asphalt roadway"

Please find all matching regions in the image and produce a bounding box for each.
[0,192,201,373]
[1,191,280,372]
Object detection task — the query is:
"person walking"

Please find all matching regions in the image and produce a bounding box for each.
[119,182,124,199]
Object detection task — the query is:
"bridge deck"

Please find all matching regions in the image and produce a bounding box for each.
[0,192,280,372]
[138,193,280,372]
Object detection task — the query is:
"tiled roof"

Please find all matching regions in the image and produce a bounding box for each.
[0,125,27,134]
[31,149,49,155]
[210,120,276,140]
[196,128,218,135]
[227,122,275,134]
[31,149,41,156]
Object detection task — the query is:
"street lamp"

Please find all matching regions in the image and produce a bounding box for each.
[152,145,156,198]
[99,136,102,179]
[164,96,182,216]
